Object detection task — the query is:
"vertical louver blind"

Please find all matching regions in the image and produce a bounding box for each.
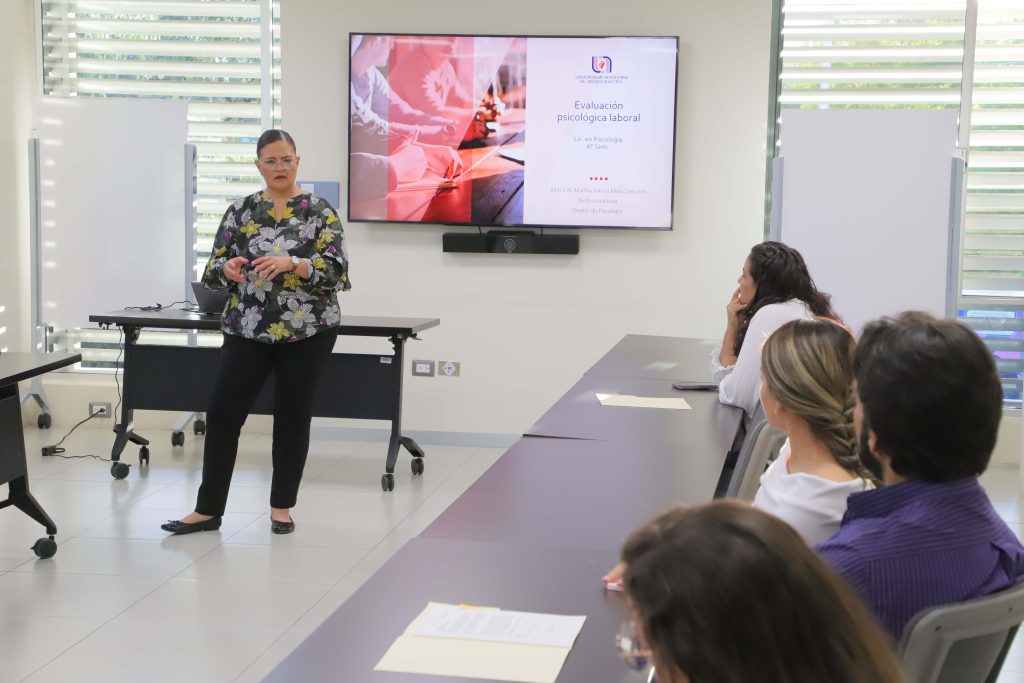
[39,0,280,367]
[962,1,1024,298]
[778,0,1024,408]
[959,1,1024,409]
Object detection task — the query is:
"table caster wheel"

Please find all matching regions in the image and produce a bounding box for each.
[31,537,57,559]
[110,461,130,479]
[171,431,185,447]
[193,419,206,436]
[139,446,150,465]
[411,458,424,476]
[381,473,395,492]
[37,414,52,429]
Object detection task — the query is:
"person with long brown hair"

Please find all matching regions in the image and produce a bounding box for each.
[712,241,839,414]
[754,319,875,545]
[617,502,905,683]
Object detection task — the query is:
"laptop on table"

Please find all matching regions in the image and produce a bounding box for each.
[191,282,229,315]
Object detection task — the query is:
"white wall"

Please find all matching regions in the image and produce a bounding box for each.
[281,0,772,436]
[18,0,1022,466]
[1,0,36,353]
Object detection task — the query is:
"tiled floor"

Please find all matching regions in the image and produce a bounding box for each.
[4,426,1024,682]
[2,425,504,682]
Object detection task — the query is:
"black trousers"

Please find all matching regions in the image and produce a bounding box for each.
[195,329,339,516]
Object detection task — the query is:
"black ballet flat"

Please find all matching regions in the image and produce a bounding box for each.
[271,517,295,535]
[160,516,222,535]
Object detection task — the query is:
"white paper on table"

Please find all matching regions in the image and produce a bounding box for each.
[375,602,584,683]
[409,603,586,648]
[596,393,692,410]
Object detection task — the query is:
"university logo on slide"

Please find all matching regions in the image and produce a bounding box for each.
[591,56,612,73]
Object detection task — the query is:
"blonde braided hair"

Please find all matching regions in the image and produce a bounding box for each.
[761,319,876,483]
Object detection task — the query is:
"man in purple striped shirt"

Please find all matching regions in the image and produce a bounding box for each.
[817,312,1024,641]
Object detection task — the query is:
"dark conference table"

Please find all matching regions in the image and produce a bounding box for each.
[262,335,743,682]
[525,373,738,451]
[262,538,646,683]
[585,334,720,380]
[422,436,728,552]
[89,309,439,490]
[529,335,737,449]
[0,351,81,558]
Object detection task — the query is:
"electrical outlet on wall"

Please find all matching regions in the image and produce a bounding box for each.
[439,361,461,377]
[412,360,435,377]
[89,402,111,418]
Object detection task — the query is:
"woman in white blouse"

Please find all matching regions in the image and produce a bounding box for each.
[754,319,876,545]
[712,241,840,414]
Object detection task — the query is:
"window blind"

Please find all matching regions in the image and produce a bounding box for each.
[776,0,1024,408]
[39,0,281,367]
[961,0,1024,298]
[779,0,967,110]
[959,2,1024,408]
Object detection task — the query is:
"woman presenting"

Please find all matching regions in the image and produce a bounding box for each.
[162,129,351,536]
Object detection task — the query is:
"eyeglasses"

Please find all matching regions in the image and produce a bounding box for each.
[615,620,654,671]
[259,156,296,169]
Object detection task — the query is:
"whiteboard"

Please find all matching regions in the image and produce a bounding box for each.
[35,97,188,329]
[775,109,959,334]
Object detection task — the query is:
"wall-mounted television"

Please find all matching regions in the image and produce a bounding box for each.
[348,33,679,230]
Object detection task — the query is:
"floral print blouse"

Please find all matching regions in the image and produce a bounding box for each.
[202,192,351,344]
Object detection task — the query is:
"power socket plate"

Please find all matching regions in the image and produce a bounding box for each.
[439,361,461,377]
[89,402,111,418]
[412,360,435,377]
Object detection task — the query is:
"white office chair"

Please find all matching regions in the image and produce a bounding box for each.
[898,583,1024,683]
[725,401,786,501]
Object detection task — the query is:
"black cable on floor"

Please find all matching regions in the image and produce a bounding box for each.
[112,327,124,425]
[40,328,126,464]
[41,410,112,462]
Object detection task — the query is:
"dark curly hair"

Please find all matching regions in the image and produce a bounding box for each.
[733,241,838,358]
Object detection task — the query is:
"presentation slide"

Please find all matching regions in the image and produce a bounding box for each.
[348,34,678,229]
[522,37,677,229]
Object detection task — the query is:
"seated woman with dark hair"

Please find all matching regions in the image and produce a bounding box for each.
[712,241,840,414]
[619,502,905,683]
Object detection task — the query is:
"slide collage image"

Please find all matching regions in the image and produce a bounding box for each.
[349,34,677,229]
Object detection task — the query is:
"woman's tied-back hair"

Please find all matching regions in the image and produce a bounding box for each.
[761,319,874,482]
[256,129,297,158]
[622,502,905,683]
[733,241,838,357]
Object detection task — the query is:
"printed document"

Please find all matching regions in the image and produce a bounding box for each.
[596,393,691,410]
